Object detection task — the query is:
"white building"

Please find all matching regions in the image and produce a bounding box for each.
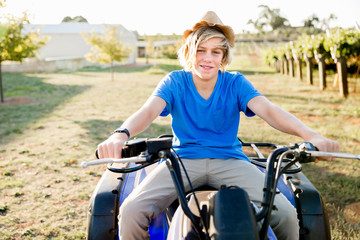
[3,23,138,72]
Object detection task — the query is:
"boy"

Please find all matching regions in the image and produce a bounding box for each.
[97,11,339,240]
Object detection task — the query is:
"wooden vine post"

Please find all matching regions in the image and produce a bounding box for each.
[313,33,328,91]
[300,35,317,86]
[287,55,295,78]
[293,53,303,81]
[303,54,313,85]
[279,58,284,74]
[335,57,348,97]
[279,50,287,75]
[284,43,294,78]
[283,55,289,75]
[275,60,281,72]
[315,54,327,90]
[291,40,303,81]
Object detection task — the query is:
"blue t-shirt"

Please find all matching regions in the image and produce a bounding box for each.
[152,70,262,161]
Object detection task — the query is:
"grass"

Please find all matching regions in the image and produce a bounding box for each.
[0,56,359,239]
[0,73,89,144]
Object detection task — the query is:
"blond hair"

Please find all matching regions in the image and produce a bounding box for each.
[178,26,233,72]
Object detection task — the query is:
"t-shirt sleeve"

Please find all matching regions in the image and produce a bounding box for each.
[152,73,174,117]
[234,73,263,117]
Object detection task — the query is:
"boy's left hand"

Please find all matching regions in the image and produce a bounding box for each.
[306,134,340,162]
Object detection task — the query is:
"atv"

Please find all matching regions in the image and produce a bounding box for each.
[81,135,359,240]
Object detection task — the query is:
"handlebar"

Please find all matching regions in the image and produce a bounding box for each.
[81,156,149,168]
[305,151,360,160]
[82,137,173,171]
[82,140,359,169]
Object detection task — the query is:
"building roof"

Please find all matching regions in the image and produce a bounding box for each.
[137,40,177,47]
[23,23,132,35]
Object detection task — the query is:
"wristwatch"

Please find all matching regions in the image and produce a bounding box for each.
[113,128,130,138]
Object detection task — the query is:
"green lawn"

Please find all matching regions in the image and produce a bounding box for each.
[0,56,359,239]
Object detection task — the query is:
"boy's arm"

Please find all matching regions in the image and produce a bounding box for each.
[97,96,167,159]
[247,95,339,153]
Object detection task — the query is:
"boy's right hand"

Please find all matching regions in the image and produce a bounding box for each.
[97,133,129,159]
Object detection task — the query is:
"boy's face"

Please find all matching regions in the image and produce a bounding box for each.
[192,37,224,83]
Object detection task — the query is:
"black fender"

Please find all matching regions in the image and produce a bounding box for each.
[287,172,331,240]
[86,167,125,240]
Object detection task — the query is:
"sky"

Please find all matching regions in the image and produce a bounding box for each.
[1,0,359,35]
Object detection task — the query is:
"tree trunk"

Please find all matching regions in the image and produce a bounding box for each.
[336,57,348,97]
[295,57,303,81]
[317,57,326,90]
[287,57,295,78]
[0,57,3,103]
[355,63,360,79]
[280,59,284,74]
[333,73,338,87]
[111,61,114,81]
[354,64,359,92]
[283,57,289,75]
[304,56,313,85]
[275,60,280,72]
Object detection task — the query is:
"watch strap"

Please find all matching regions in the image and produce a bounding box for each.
[113,128,130,138]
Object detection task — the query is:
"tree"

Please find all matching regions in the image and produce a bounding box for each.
[145,36,155,64]
[324,28,360,97]
[312,34,332,90]
[0,24,7,104]
[61,16,88,23]
[246,19,266,33]
[290,41,304,81]
[320,14,337,30]
[265,27,359,97]
[61,16,73,23]
[303,14,320,28]
[248,5,289,32]
[283,43,295,78]
[161,40,182,59]
[0,25,7,38]
[262,47,280,72]
[277,46,288,75]
[298,34,316,85]
[0,12,46,102]
[82,25,132,81]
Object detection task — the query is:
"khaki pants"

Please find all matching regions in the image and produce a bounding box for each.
[119,159,299,240]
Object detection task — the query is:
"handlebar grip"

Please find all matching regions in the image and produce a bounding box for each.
[295,142,318,163]
[95,148,126,159]
[298,142,318,152]
[95,138,148,159]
